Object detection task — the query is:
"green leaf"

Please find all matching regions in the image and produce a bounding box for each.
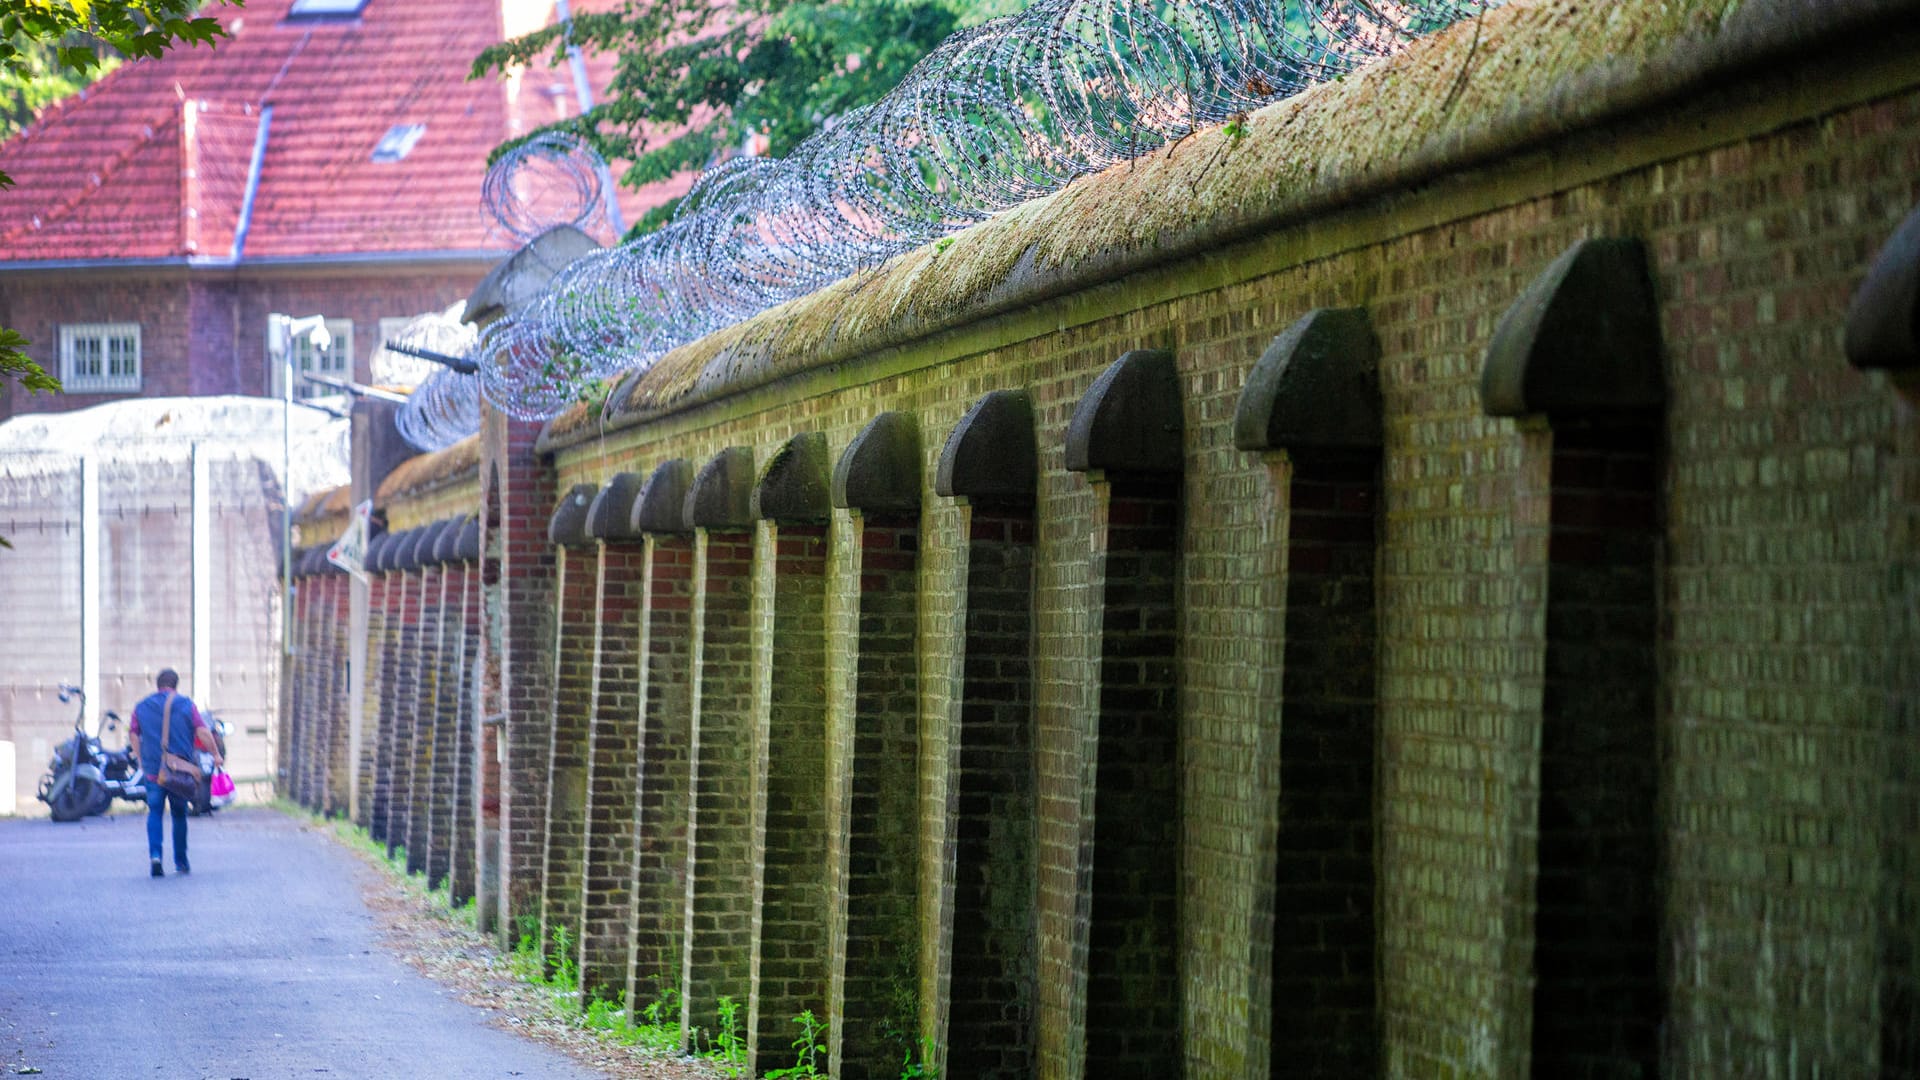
[0,327,60,394]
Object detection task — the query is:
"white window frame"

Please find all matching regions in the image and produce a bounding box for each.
[59,322,142,393]
[269,317,353,399]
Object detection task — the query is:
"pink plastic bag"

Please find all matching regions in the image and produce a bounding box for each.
[209,771,235,798]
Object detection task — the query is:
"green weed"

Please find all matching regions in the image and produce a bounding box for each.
[633,978,685,1054]
[899,1036,939,1079]
[700,994,746,1077]
[763,1008,828,1078]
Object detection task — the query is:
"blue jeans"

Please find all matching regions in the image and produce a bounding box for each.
[145,783,189,865]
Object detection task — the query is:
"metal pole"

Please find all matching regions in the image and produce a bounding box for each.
[283,335,293,660]
[553,0,625,236]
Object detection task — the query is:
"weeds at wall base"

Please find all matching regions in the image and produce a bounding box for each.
[280,801,941,1078]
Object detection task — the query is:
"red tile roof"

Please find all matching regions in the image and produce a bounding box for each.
[0,0,676,264]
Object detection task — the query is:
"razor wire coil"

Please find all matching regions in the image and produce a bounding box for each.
[413,0,1500,428]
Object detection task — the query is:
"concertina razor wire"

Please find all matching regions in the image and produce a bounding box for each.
[399,0,1502,438]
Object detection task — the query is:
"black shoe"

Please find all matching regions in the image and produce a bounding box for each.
[175,860,190,875]
[150,859,164,878]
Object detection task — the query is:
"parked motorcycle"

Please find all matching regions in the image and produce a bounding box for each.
[35,683,147,822]
[190,713,234,816]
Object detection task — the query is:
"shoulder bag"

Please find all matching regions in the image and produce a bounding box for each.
[156,692,202,800]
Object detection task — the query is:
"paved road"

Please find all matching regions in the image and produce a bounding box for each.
[0,805,601,1079]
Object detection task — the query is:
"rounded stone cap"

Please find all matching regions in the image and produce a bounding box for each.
[548,483,598,547]
[587,473,647,541]
[364,529,394,574]
[433,515,469,563]
[1066,349,1182,475]
[455,517,482,562]
[935,389,1035,505]
[833,412,920,512]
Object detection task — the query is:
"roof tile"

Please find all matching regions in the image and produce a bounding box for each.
[0,0,667,263]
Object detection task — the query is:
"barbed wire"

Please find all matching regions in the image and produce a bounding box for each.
[443,0,1500,424]
[482,131,612,244]
[385,306,483,451]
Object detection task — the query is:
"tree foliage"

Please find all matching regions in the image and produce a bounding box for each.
[472,0,965,238]
[0,35,101,138]
[0,0,243,394]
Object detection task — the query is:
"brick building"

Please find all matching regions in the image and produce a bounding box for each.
[0,0,663,421]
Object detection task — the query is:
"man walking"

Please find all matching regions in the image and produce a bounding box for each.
[127,669,222,877]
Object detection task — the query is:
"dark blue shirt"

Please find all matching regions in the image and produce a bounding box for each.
[129,691,204,780]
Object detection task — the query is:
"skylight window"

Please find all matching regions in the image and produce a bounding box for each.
[288,0,370,18]
[371,123,426,163]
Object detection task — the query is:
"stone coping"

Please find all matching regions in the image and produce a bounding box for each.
[375,435,482,506]
[537,0,1920,454]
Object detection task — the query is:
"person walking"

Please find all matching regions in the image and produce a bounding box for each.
[127,669,222,877]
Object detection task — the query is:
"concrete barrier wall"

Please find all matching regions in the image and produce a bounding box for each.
[288,0,1920,1074]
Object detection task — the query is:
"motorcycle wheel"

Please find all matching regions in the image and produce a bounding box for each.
[49,776,95,822]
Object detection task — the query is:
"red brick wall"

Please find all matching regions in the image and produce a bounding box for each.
[0,276,190,413]
[946,507,1039,1080]
[1273,449,1381,1077]
[383,567,425,861]
[488,416,558,942]
[422,566,460,887]
[579,541,646,996]
[359,572,393,834]
[685,528,757,1044]
[752,522,831,1062]
[836,516,923,1080]
[1530,420,1664,1075]
[0,268,482,417]
[322,25,1920,1077]
[1084,482,1182,1076]
[628,534,695,1013]
[538,544,598,971]
[448,561,482,905]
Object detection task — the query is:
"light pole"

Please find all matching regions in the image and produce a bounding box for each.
[267,313,333,660]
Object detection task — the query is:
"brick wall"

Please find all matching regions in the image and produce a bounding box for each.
[323,9,1920,1075]
[1273,449,1381,1076]
[488,415,557,942]
[1532,421,1662,1076]
[324,573,353,817]
[835,515,923,1080]
[684,528,757,1046]
[945,506,1039,1079]
[383,567,424,861]
[538,544,598,972]
[579,541,646,996]
[423,566,460,888]
[1084,481,1183,1076]
[448,560,481,905]
[287,574,315,806]
[403,568,441,872]
[1886,387,1920,1079]
[751,522,830,1064]
[0,268,483,418]
[359,571,392,835]
[627,534,695,1014]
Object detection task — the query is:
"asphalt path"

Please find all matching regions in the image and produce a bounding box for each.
[0,804,602,1079]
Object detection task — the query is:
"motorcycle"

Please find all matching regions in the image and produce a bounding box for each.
[189,712,235,816]
[35,683,147,822]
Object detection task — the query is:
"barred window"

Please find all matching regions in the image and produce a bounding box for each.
[59,323,142,393]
